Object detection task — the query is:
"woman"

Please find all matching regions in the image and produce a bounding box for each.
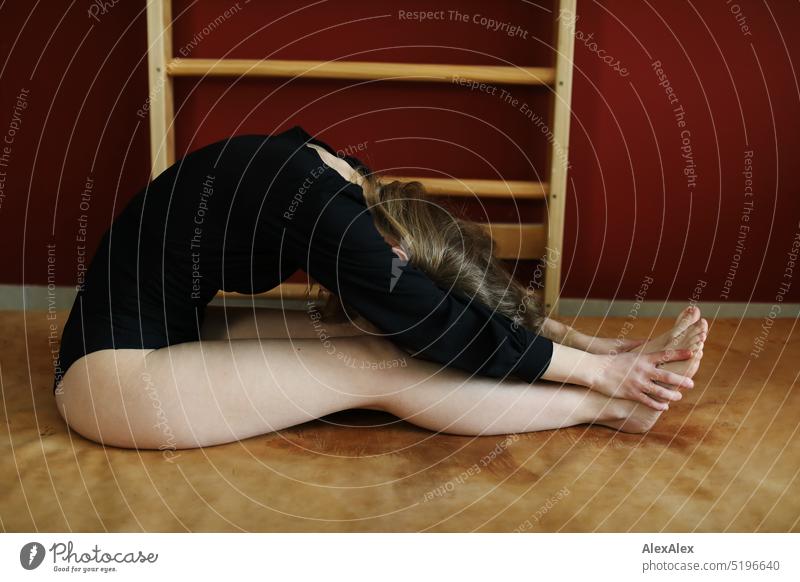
[54,125,708,450]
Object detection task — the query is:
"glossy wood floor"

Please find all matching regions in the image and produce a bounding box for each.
[1,310,797,532]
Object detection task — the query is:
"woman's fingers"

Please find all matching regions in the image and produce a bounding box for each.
[649,348,693,365]
[639,392,669,411]
[647,382,683,401]
[654,368,694,389]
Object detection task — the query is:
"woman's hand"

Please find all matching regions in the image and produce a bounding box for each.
[590,350,695,410]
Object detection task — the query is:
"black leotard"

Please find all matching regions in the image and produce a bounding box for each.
[54,125,553,391]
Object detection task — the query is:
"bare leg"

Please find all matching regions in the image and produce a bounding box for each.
[55,329,648,450]
[56,304,710,449]
[374,361,637,437]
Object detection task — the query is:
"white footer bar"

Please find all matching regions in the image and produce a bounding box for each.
[1,533,797,581]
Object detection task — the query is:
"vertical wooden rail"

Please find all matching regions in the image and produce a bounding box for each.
[146,0,175,177]
[543,0,577,316]
[143,0,574,305]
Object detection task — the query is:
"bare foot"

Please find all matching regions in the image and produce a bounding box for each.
[632,305,701,353]
[598,374,694,434]
[653,317,708,385]
[599,318,707,434]
[600,398,670,434]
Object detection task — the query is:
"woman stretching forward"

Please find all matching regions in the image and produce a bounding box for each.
[55,126,707,449]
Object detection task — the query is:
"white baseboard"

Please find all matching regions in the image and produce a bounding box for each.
[2,285,797,318]
[0,284,79,311]
[556,298,800,318]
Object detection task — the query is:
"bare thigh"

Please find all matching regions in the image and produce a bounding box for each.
[199,304,369,341]
[55,334,400,450]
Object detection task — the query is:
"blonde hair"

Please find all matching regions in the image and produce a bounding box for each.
[319,165,545,334]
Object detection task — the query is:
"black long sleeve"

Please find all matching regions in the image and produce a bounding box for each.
[278,158,554,383]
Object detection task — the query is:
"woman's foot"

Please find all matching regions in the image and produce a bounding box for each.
[599,398,670,434]
[632,305,701,354]
[652,317,707,384]
[598,318,707,434]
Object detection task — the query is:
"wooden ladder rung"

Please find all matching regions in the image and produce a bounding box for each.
[382,176,547,199]
[216,282,329,302]
[483,222,546,259]
[168,58,555,85]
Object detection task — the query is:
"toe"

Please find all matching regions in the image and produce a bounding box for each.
[675,306,698,331]
[689,330,707,344]
[668,321,700,349]
[686,319,707,336]
[675,306,692,325]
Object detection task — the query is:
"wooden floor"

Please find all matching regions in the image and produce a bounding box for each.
[1,309,798,532]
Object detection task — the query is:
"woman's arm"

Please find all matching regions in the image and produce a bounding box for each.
[279,174,555,383]
[541,317,644,354]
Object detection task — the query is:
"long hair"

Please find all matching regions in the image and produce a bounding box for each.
[318,165,546,335]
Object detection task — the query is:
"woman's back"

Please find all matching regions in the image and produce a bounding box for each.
[57,126,364,389]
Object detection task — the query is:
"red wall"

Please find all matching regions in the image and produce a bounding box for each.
[0,1,797,303]
[563,0,800,305]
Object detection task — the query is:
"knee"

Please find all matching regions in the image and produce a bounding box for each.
[330,335,414,401]
[54,365,171,450]
[55,382,135,448]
